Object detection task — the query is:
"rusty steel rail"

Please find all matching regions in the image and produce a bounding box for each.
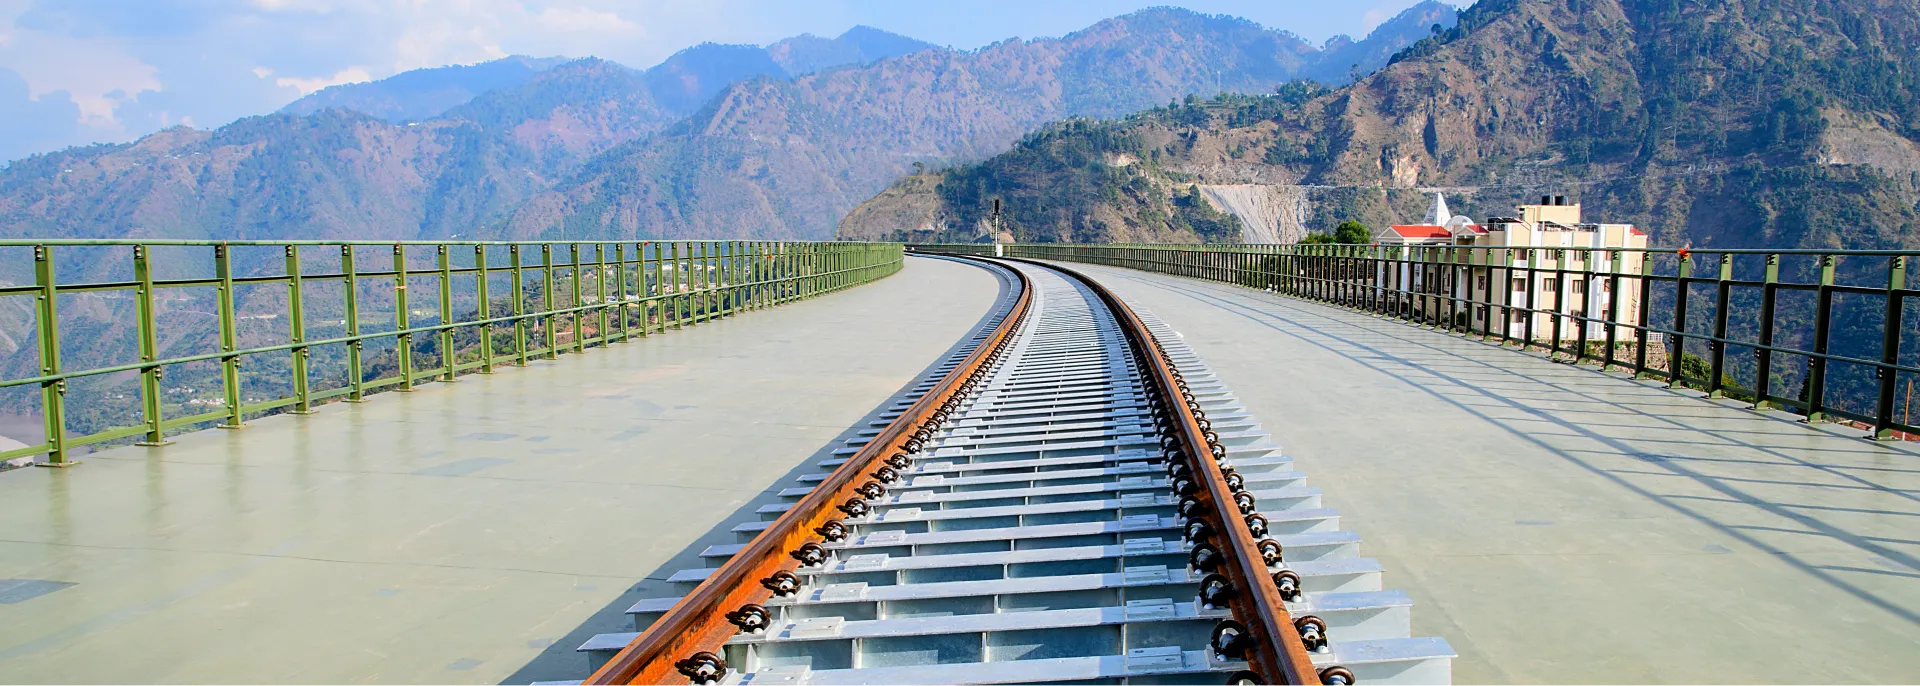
[1010,257,1329,686]
[584,259,1034,685]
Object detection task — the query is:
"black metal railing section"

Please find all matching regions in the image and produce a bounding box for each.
[913,243,1919,442]
[0,240,903,465]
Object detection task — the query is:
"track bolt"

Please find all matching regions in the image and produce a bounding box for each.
[1258,538,1284,566]
[1295,615,1329,652]
[1318,666,1357,685]
[790,542,827,567]
[857,480,886,499]
[1273,569,1303,602]
[1198,572,1237,609]
[887,453,912,468]
[1210,620,1253,659]
[1234,491,1257,515]
[725,603,770,634]
[1245,513,1269,538]
[838,498,871,517]
[674,651,728,684]
[814,520,848,542]
[872,466,899,483]
[1189,543,1222,572]
[761,570,801,596]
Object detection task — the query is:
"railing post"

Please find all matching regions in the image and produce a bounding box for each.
[342,245,366,402]
[1669,251,1692,387]
[511,245,529,367]
[1603,249,1622,371]
[570,243,586,353]
[438,245,456,382]
[476,245,495,373]
[215,243,246,426]
[595,243,610,346]
[641,241,656,335]
[1521,249,1537,348]
[1753,253,1779,409]
[287,245,315,412]
[668,242,683,328]
[33,245,69,464]
[134,245,170,446]
[613,243,629,343]
[1807,254,1837,422]
[541,243,558,356]
[393,244,414,391]
[1548,249,1566,357]
[1873,255,1907,439]
[1632,251,1653,378]
[1708,253,1733,398]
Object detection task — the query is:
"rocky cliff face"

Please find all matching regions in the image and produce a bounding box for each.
[841,0,1920,254]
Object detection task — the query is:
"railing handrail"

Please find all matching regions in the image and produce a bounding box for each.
[910,243,1920,443]
[0,238,872,247]
[1,239,907,466]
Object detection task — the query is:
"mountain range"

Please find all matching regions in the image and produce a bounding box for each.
[0,4,1457,260]
[839,0,1920,255]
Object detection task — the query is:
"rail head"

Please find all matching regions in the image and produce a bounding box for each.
[584,257,1033,685]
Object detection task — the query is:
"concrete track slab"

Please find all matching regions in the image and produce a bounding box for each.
[0,256,1002,684]
[1065,262,1920,685]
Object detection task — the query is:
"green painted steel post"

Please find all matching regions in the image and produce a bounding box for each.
[133,245,169,445]
[393,244,414,391]
[510,245,528,367]
[1669,251,1693,386]
[1632,250,1654,378]
[570,243,585,354]
[642,241,656,335]
[1604,250,1623,371]
[33,245,69,464]
[1807,254,1837,422]
[594,243,609,347]
[1707,253,1733,398]
[613,243,629,343]
[1873,255,1906,439]
[541,243,557,357]
[287,245,314,412]
[476,245,495,373]
[438,245,456,382]
[215,244,246,426]
[342,245,367,401]
[1753,253,1780,409]
[668,242,683,328]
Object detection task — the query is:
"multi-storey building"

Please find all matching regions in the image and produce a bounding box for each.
[1373,194,1650,343]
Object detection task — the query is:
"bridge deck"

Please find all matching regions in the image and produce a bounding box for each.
[0,257,1003,684]
[1069,262,1920,684]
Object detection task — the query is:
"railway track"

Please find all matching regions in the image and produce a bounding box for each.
[565,257,1454,685]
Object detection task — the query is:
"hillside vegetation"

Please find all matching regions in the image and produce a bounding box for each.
[840,0,1920,254]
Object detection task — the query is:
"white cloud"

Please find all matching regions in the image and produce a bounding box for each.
[0,28,159,131]
[274,66,370,94]
[535,5,642,36]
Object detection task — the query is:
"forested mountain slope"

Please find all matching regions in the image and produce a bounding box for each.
[840,0,1920,253]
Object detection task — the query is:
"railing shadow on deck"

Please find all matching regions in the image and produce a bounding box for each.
[1077,265,1920,627]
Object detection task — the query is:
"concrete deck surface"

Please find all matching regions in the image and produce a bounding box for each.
[1069,262,1920,684]
[0,256,1003,684]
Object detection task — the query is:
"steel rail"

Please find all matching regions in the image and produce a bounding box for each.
[584,260,1034,685]
[1007,257,1326,685]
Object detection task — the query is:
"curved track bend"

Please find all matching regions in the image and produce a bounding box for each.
[570,257,1454,685]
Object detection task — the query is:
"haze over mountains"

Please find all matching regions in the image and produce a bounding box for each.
[842,0,1920,255]
[0,4,1457,250]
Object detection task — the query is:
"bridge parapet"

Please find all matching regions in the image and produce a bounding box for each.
[0,239,903,466]
[915,243,1920,441]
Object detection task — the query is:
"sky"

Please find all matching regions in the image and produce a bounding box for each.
[0,0,1467,163]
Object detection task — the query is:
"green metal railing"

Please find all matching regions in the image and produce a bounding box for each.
[916,243,1920,441]
[2,240,903,465]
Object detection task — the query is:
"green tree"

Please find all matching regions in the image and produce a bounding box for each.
[1299,232,1336,244]
[1334,220,1372,244]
